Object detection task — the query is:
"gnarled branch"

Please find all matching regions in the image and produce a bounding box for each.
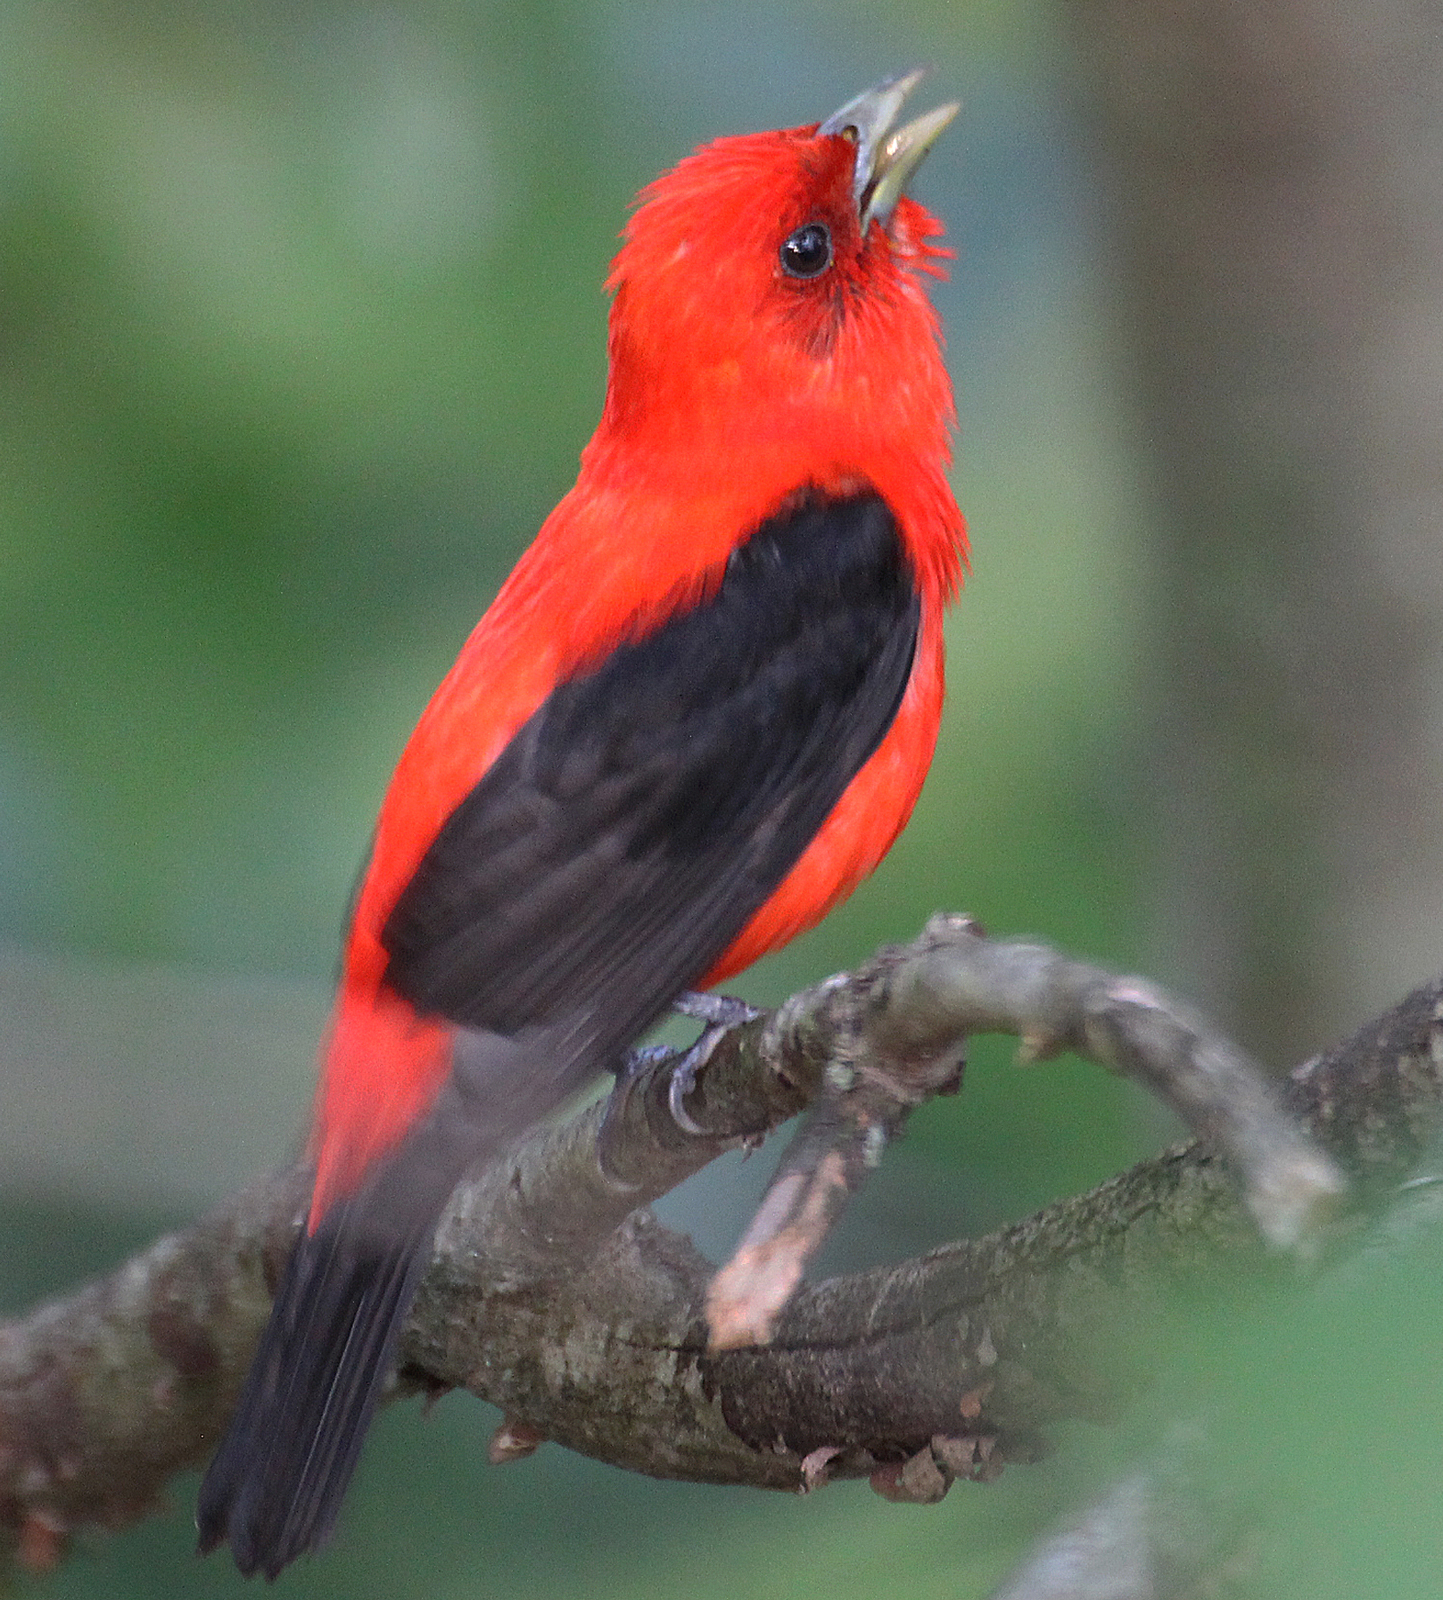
[1,918,1430,1577]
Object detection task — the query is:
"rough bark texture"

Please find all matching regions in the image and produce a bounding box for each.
[0,920,1427,1577]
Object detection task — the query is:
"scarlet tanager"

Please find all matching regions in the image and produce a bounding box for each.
[197,73,965,1577]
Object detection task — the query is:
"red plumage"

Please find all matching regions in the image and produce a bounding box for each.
[199,76,965,1577]
[315,119,963,1215]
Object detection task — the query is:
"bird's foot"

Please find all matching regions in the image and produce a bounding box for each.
[598,992,761,1176]
[667,990,761,1134]
[672,990,764,1029]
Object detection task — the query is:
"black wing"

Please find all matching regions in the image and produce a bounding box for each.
[382,489,919,1065]
[196,491,921,1576]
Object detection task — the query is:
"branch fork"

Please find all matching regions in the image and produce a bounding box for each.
[0,917,1374,1576]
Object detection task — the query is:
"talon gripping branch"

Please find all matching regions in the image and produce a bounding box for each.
[198,74,965,1577]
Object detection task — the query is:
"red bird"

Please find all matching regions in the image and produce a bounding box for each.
[198,73,964,1577]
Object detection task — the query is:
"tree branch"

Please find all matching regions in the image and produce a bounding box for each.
[1,918,1428,1576]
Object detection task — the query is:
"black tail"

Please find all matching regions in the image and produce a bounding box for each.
[196,1196,435,1578]
[196,1028,603,1578]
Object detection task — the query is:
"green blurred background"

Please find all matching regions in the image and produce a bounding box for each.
[3,0,1440,1595]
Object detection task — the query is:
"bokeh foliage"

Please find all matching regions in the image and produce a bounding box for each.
[4,2,1369,1595]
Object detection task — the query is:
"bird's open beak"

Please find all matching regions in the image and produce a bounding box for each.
[819,70,959,231]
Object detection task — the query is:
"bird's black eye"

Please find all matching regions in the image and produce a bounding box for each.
[779,221,833,279]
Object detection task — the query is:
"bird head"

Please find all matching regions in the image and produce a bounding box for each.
[599,73,959,468]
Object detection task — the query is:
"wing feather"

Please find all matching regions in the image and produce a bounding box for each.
[381,490,918,1059]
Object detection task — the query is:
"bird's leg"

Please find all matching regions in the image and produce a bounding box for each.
[597,991,764,1177]
[666,991,762,1134]
[672,990,764,1029]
